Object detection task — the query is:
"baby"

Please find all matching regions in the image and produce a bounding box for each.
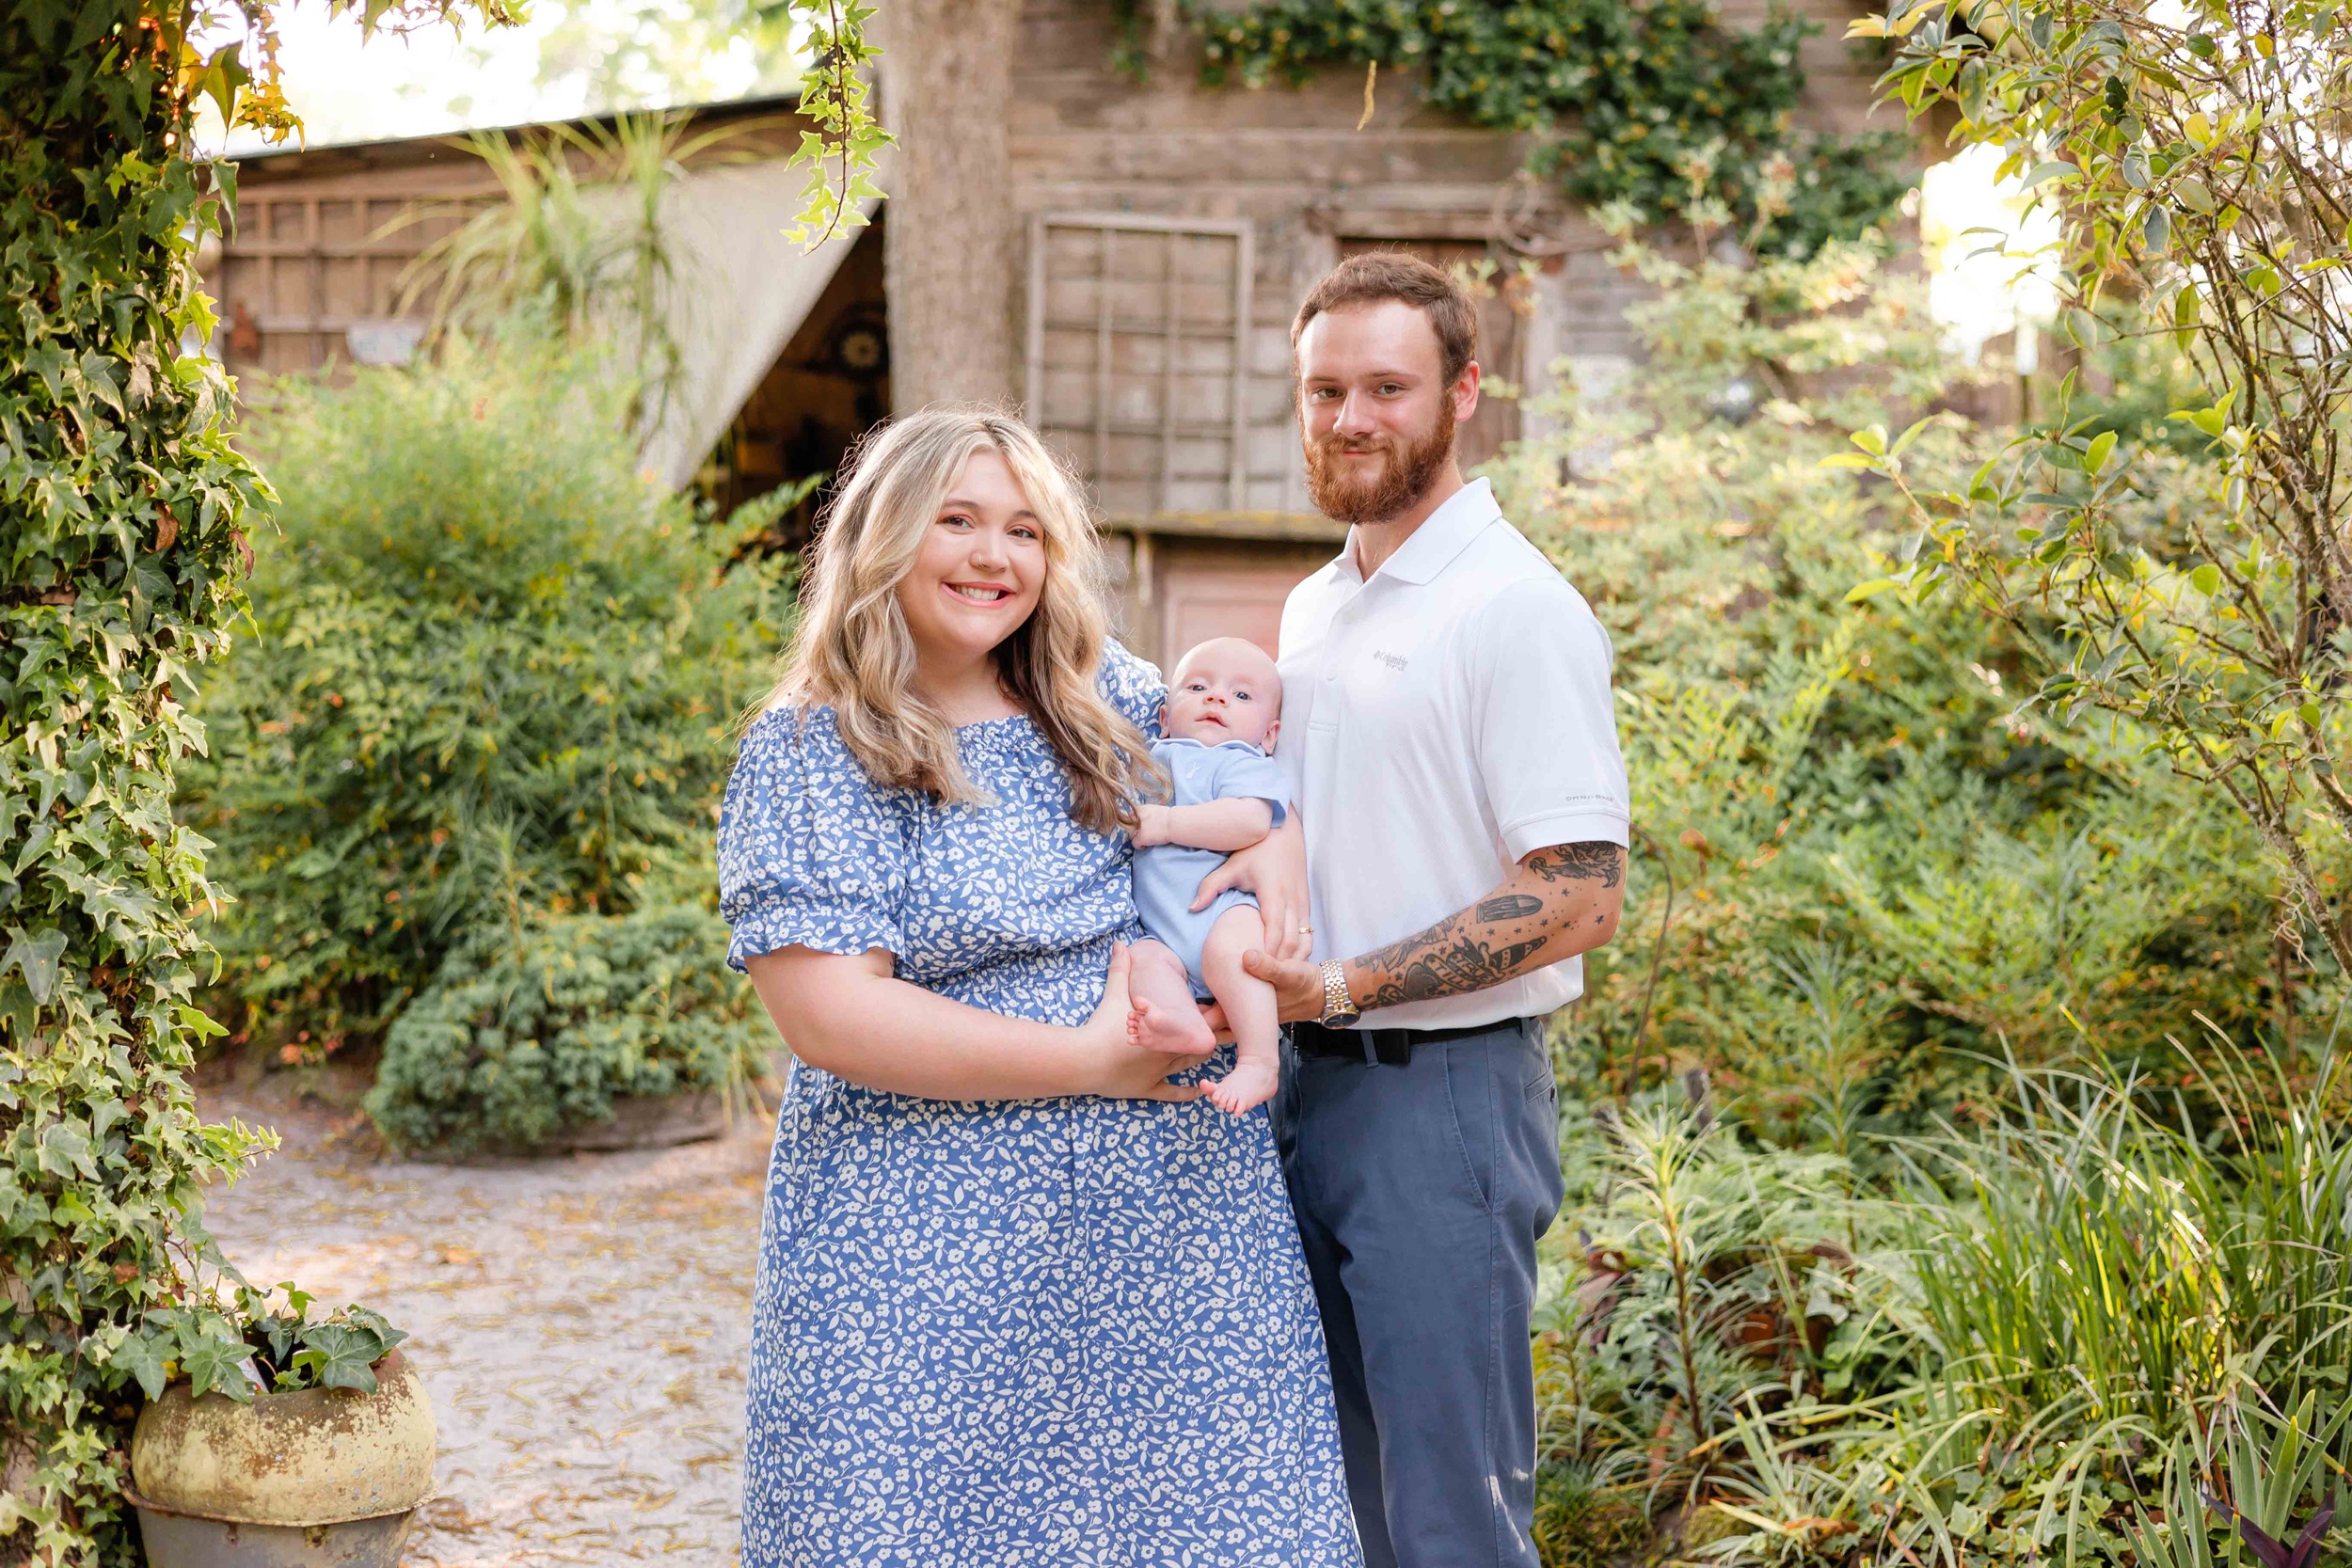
[1127,637,1288,1115]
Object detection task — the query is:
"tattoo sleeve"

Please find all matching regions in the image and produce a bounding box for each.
[1523,841,1624,888]
[1345,841,1626,1011]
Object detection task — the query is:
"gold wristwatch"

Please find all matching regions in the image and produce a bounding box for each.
[1317,958,1361,1026]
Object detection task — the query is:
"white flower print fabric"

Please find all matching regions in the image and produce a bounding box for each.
[718,641,1359,1567]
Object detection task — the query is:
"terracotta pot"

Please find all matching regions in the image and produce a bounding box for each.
[131,1349,436,1527]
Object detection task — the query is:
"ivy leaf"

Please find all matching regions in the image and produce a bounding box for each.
[291,1323,383,1393]
[4,927,68,1004]
[38,1122,96,1180]
[179,1331,257,1403]
[112,1330,172,1402]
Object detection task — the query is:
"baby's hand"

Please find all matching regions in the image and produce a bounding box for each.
[1132,804,1171,848]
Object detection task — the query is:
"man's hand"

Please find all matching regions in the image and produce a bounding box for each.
[1192,813,1311,959]
[1199,949,1325,1039]
[1243,949,1327,1023]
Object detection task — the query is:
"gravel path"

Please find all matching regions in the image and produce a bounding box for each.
[196,1089,772,1567]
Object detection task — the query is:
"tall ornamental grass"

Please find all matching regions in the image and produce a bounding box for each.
[1906,1052,2352,1449]
[1533,1058,2352,1568]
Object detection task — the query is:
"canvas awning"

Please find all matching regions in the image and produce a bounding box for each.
[635,148,891,489]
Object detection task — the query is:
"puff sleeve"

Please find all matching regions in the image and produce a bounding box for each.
[717,707,911,972]
[1097,639,1167,739]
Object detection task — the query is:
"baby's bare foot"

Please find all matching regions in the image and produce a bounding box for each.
[1130,995,1215,1056]
[1206,1059,1278,1116]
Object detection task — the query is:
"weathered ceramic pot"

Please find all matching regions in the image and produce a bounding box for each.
[131,1349,435,1528]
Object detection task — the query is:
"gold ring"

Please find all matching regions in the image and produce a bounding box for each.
[1298,924,1313,934]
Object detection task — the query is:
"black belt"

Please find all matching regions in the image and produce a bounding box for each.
[1290,1018,1528,1067]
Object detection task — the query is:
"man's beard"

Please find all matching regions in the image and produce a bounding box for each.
[1302,408,1458,526]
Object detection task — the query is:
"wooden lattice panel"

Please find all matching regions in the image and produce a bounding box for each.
[1025,213,1255,515]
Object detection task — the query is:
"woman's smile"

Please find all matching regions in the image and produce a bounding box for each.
[945,580,1017,605]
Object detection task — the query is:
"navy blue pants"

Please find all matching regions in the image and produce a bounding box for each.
[1273,1019,1565,1568]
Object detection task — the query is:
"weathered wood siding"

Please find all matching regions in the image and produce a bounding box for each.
[1008,0,1906,514]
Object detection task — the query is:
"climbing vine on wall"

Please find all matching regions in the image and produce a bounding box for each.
[1164,0,1912,258]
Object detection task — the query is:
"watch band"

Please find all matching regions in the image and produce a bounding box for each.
[1318,958,1360,1025]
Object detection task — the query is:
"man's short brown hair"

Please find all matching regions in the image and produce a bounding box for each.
[1290,251,1479,387]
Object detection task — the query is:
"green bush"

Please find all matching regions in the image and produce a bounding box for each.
[364,905,770,1155]
[1510,227,2351,1568]
[1488,232,2289,1126]
[183,341,787,1060]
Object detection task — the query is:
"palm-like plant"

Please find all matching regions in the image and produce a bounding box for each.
[397,109,753,437]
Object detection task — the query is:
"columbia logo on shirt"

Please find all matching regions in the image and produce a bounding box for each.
[1373,650,1409,672]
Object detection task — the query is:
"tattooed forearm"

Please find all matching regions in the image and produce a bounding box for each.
[1352,911,1550,1010]
[1343,840,1628,1011]
[1525,841,1625,889]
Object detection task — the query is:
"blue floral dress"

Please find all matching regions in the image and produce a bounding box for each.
[717,644,1359,1568]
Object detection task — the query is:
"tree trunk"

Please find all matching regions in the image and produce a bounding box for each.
[875,0,1025,411]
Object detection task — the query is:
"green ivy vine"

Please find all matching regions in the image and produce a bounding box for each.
[2,8,266,1560]
[1152,0,1913,258]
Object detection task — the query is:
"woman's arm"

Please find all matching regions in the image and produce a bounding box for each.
[1189,811,1311,959]
[1134,798,1275,853]
[743,942,1205,1101]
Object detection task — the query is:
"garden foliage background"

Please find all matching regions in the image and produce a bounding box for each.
[10,1,2352,1565]
[1489,227,2352,1566]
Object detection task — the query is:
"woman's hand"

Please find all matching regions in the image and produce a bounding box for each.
[1191,814,1312,959]
[1078,942,1206,1101]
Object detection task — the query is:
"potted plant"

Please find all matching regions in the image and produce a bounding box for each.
[116,1283,436,1567]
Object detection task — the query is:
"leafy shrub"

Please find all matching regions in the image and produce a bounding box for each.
[183,341,787,1058]
[1488,232,2288,1125]
[364,905,769,1155]
[1532,1086,1908,1534]
[1532,1059,2352,1568]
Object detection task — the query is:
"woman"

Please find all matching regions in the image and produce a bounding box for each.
[718,406,1359,1566]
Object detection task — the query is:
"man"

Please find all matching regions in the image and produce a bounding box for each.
[1240,253,1629,1567]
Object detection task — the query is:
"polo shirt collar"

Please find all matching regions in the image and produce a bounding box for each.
[1346,478,1502,588]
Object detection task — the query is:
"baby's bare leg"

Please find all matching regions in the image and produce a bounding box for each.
[1200,906,1279,1116]
[1126,938,1216,1056]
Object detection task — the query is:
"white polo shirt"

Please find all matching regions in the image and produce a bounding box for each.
[1276,478,1629,1030]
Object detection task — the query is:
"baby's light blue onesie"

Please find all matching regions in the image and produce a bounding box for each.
[1133,736,1290,998]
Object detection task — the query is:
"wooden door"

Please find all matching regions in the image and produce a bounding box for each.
[1161,565,1292,661]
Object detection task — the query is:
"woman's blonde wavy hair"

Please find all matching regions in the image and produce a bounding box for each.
[763,405,1159,836]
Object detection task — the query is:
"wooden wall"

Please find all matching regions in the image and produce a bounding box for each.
[1005,0,1905,515]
